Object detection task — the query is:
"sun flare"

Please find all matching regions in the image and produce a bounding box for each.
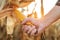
[17,0,57,18]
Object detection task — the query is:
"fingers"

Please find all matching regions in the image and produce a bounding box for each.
[31,28,37,35]
[22,18,38,26]
[22,25,44,36]
[27,26,35,34]
[22,25,37,36]
[22,18,33,24]
[22,18,43,36]
[22,25,31,32]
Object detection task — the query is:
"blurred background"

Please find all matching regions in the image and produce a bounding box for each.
[0,0,60,40]
[17,0,57,18]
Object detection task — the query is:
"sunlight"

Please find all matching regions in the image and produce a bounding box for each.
[43,0,57,15]
[17,0,57,18]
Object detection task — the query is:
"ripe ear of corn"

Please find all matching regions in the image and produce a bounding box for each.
[14,9,26,22]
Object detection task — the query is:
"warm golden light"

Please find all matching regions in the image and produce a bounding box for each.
[17,0,57,18]
[43,0,57,15]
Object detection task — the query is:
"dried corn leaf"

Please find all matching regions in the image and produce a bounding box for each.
[0,16,7,40]
[0,0,7,10]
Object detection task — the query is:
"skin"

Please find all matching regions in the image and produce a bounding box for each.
[22,5,60,35]
[0,0,60,36]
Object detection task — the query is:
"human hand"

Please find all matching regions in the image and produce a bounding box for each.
[22,25,37,35]
[22,18,44,35]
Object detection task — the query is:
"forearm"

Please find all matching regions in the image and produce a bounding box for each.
[39,6,60,29]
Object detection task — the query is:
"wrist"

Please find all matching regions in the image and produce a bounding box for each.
[37,19,45,29]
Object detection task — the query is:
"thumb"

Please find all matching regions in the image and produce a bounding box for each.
[21,18,31,24]
[22,18,38,26]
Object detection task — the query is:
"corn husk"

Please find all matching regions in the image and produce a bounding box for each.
[0,16,7,40]
[0,0,60,40]
[0,0,7,10]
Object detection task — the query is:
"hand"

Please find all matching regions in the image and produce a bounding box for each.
[22,18,39,26]
[22,18,44,35]
[22,25,37,35]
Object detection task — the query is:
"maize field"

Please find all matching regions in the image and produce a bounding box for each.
[0,11,60,40]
